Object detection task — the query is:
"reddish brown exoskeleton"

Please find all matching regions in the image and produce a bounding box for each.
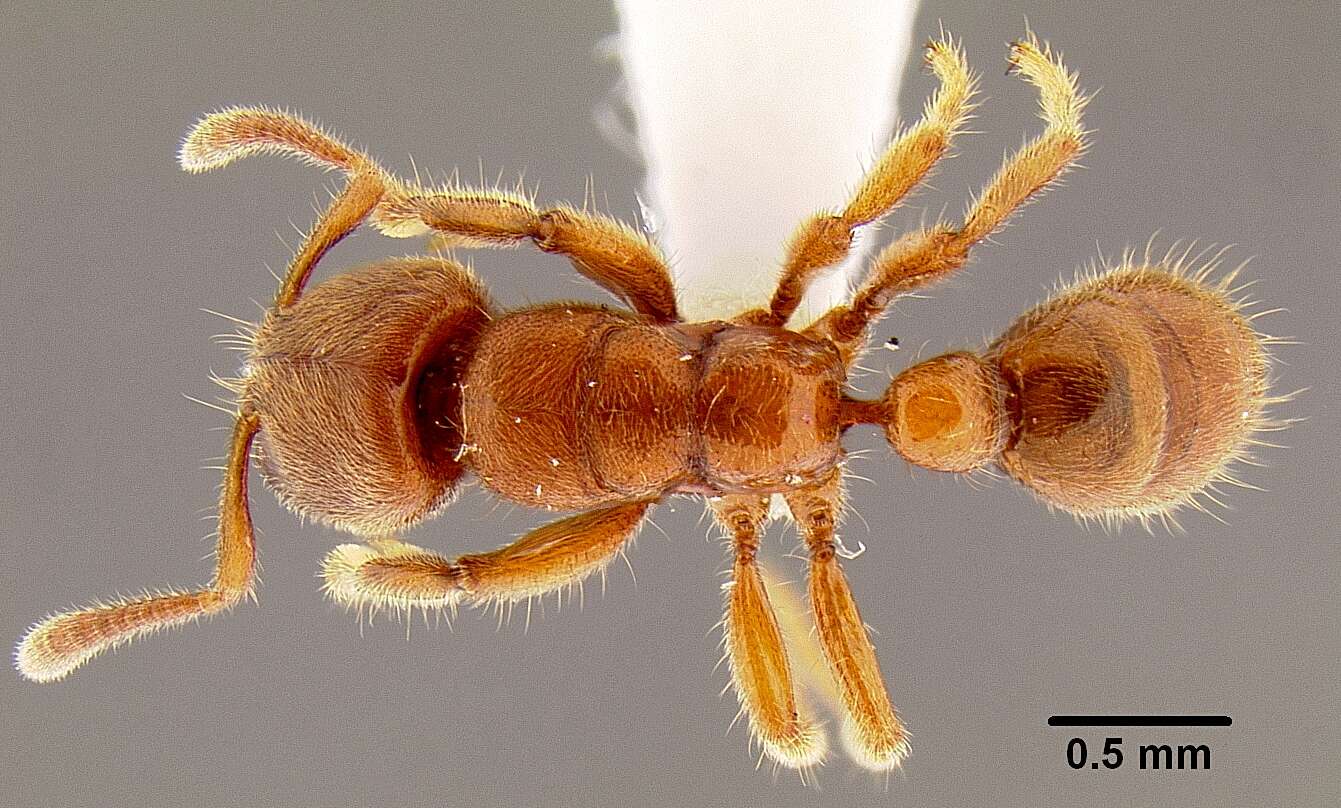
[16,36,1282,772]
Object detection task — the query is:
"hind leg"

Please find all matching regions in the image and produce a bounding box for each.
[321,500,654,615]
[784,473,909,771]
[810,36,1087,356]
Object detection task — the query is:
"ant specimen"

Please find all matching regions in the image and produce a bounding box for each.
[16,35,1278,772]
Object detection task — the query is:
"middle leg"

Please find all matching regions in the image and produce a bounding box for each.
[712,494,825,769]
[748,36,976,326]
[810,36,1087,358]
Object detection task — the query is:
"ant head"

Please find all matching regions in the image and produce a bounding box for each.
[878,352,1009,473]
[245,257,492,535]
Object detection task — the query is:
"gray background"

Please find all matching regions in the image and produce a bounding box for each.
[2,2,1338,806]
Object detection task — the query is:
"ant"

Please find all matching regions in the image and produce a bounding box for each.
[16,35,1279,772]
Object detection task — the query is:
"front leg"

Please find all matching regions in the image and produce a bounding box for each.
[321,500,653,615]
[373,189,679,323]
[784,474,909,770]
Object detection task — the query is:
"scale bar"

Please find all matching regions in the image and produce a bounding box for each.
[1048,715,1231,727]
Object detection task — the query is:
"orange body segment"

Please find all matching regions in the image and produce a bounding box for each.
[458,306,847,512]
[990,264,1269,518]
[245,257,491,534]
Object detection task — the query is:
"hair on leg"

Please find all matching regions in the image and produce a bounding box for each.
[784,473,909,771]
[321,500,654,616]
[712,494,826,770]
[373,190,679,322]
[180,106,678,321]
[811,35,1087,356]
[755,35,977,327]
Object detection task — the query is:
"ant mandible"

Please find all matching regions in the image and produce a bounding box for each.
[17,35,1277,772]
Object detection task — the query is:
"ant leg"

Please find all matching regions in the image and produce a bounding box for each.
[178,106,675,318]
[784,473,909,771]
[811,36,1087,358]
[711,494,825,769]
[180,108,388,309]
[372,188,679,322]
[321,500,653,615]
[749,36,975,327]
[180,107,678,321]
[16,411,262,682]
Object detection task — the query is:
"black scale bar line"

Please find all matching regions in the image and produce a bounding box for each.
[1048,715,1231,727]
